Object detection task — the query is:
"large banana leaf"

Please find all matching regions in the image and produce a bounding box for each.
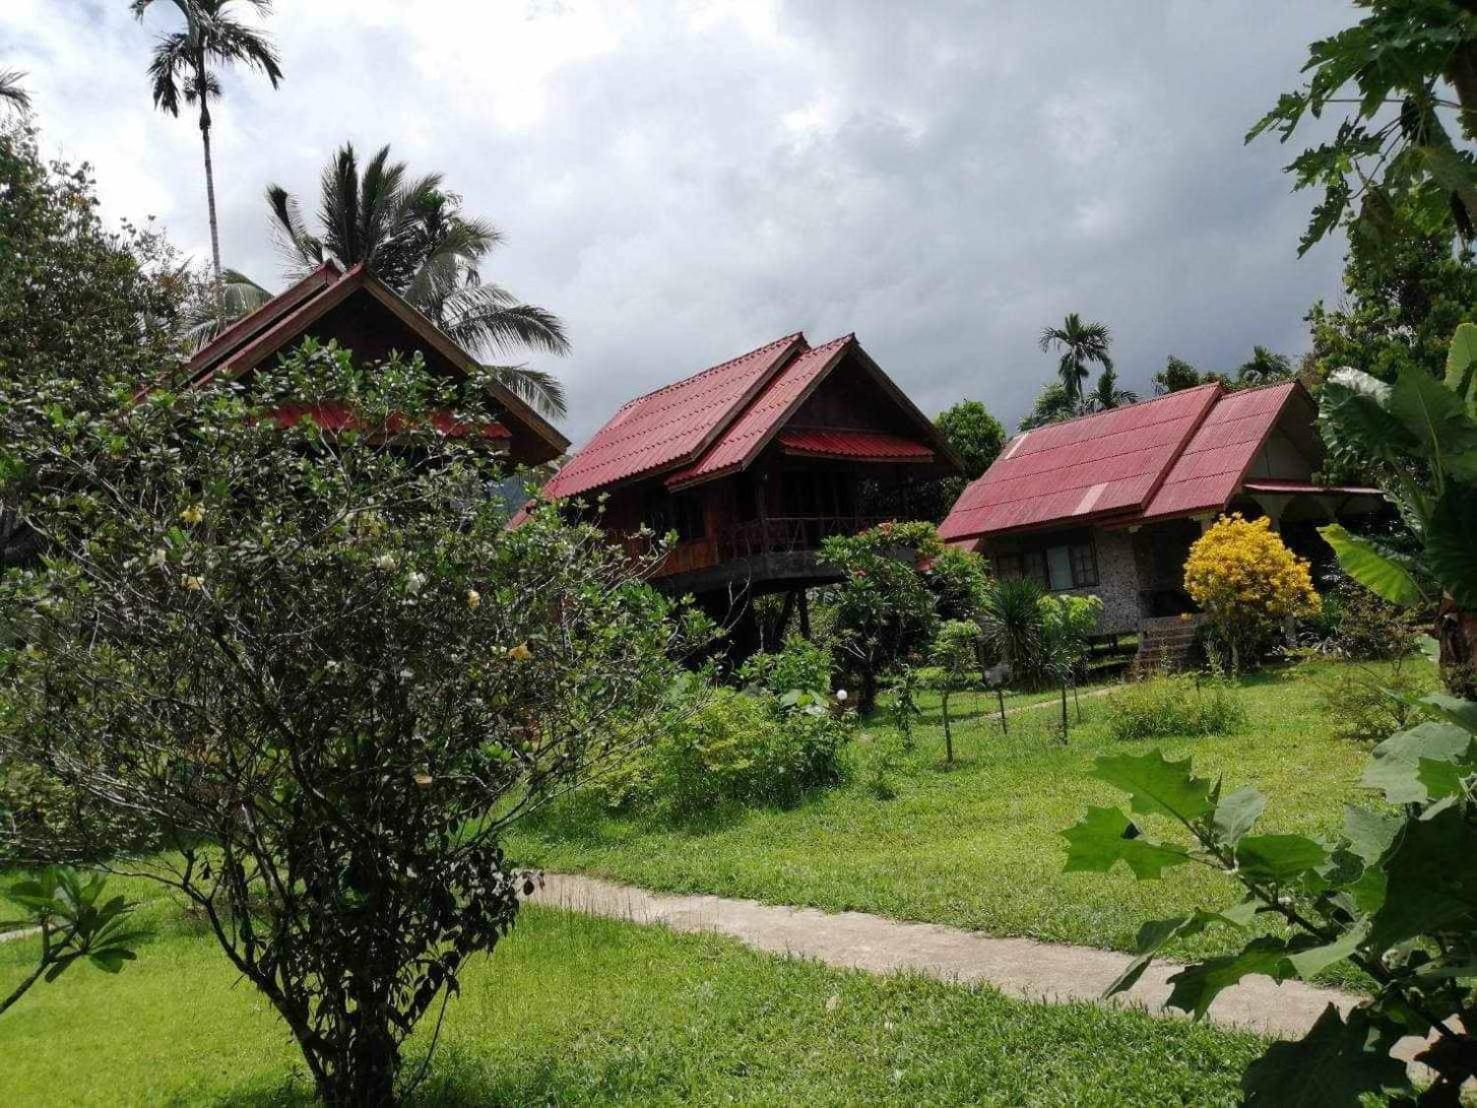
[1319,523,1430,607]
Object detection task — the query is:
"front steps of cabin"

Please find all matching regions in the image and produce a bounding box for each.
[1133,614,1204,676]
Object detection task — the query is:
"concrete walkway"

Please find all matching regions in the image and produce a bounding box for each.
[534,873,1354,1041]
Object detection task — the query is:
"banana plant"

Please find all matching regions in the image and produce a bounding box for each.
[0,866,146,1016]
[1319,324,1477,693]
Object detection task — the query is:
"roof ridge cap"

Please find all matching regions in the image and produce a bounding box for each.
[613,331,807,412]
[1007,381,1221,438]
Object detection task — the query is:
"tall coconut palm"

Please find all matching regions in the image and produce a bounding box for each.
[268,142,570,417]
[1038,313,1113,406]
[132,0,283,318]
[1084,365,1138,413]
[0,70,31,113]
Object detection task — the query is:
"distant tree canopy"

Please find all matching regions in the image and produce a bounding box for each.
[1017,380,1078,431]
[934,399,1005,481]
[1153,356,1209,394]
[1308,203,1477,386]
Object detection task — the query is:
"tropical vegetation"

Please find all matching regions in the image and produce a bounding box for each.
[1038,312,1114,408]
[266,142,571,416]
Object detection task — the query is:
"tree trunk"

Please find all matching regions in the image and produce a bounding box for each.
[1436,595,1477,699]
[197,94,224,322]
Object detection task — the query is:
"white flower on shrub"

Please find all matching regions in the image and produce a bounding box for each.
[148,547,167,568]
[373,553,398,571]
[181,575,204,591]
[405,571,427,595]
[465,588,481,610]
[836,689,848,702]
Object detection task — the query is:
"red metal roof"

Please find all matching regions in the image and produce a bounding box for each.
[939,382,1318,543]
[539,333,806,500]
[776,428,934,462]
[663,335,854,489]
[938,385,1220,541]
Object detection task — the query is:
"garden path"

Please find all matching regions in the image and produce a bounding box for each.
[534,873,1355,1041]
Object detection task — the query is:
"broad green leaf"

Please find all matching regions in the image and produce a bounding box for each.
[1446,321,1477,404]
[1420,693,1477,734]
[1091,750,1214,822]
[1211,785,1266,848]
[1287,922,1368,979]
[1342,806,1400,865]
[1389,366,1477,483]
[1427,488,1477,609]
[1362,721,1473,803]
[1416,755,1473,801]
[1061,806,1193,881]
[1107,904,1255,998]
[1317,524,1426,608]
[1241,1005,1407,1104]
[1234,834,1329,884]
[1321,369,1414,461]
[1367,803,1477,950]
[88,949,134,974]
[1164,936,1293,1019]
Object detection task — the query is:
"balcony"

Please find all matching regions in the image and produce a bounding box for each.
[626,514,893,594]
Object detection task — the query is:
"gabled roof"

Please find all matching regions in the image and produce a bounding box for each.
[182,262,570,463]
[539,331,952,500]
[539,333,805,500]
[939,381,1316,543]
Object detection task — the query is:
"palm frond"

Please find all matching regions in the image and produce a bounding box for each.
[266,184,324,275]
[0,70,32,112]
[182,269,273,347]
[440,285,570,357]
[483,364,568,419]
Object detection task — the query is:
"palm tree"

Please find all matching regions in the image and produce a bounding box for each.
[132,0,283,318]
[182,268,271,347]
[0,70,31,113]
[1084,365,1138,412]
[1235,345,1293,387]
[268,142,570,417]
[1038,313,1113,406]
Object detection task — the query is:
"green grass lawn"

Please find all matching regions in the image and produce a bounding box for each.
[0,895,1264,1106]
[508,659,1427,965]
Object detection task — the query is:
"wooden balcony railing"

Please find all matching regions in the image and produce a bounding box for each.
[622,514,890,581]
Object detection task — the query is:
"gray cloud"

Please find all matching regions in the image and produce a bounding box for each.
[5,0,1352,442]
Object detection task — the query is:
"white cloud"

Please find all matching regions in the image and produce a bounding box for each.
[3,0,1356,442]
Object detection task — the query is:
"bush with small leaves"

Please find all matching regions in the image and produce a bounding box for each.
[737,634,833,697]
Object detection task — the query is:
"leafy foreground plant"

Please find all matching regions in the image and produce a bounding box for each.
[0,867,144,1017]
[1062,694,1477,1104]
[0,341,700,1106]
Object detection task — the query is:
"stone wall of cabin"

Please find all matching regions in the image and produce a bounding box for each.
[980,526,1143,638]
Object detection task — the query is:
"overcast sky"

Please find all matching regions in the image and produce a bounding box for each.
[6,0,1354,443]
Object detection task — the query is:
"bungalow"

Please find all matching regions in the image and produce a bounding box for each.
[938,381,1384,650]
[526,331,960,633]
[182,260,570,466]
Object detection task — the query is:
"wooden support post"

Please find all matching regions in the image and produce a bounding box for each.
[775,589,797,647]
[798,588,811,640]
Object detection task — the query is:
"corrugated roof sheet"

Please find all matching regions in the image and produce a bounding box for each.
[939,382,1307,541]
[1139,382,1296,521]
[938,385,1220,541]
[776,428,934,462]
[663,335,853,488]
[540,333,806,500]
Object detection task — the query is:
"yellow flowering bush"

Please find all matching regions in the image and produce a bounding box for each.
[1183,513,1320,670]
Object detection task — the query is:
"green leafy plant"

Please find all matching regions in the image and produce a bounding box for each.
[595,686,850,817]
[0,335,698,1105]
[1062,691,1477,1103]
[930,620,980,765]
[738,635,833,698]
[886,664,922,751]
[1102,676,1247,743]
[818,521,942,712]
[1,866,145,1016]
[979,578,1046,685]
[1318,323,1477,694]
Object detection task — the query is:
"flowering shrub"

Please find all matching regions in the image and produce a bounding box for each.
[1183,514,1319,670]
